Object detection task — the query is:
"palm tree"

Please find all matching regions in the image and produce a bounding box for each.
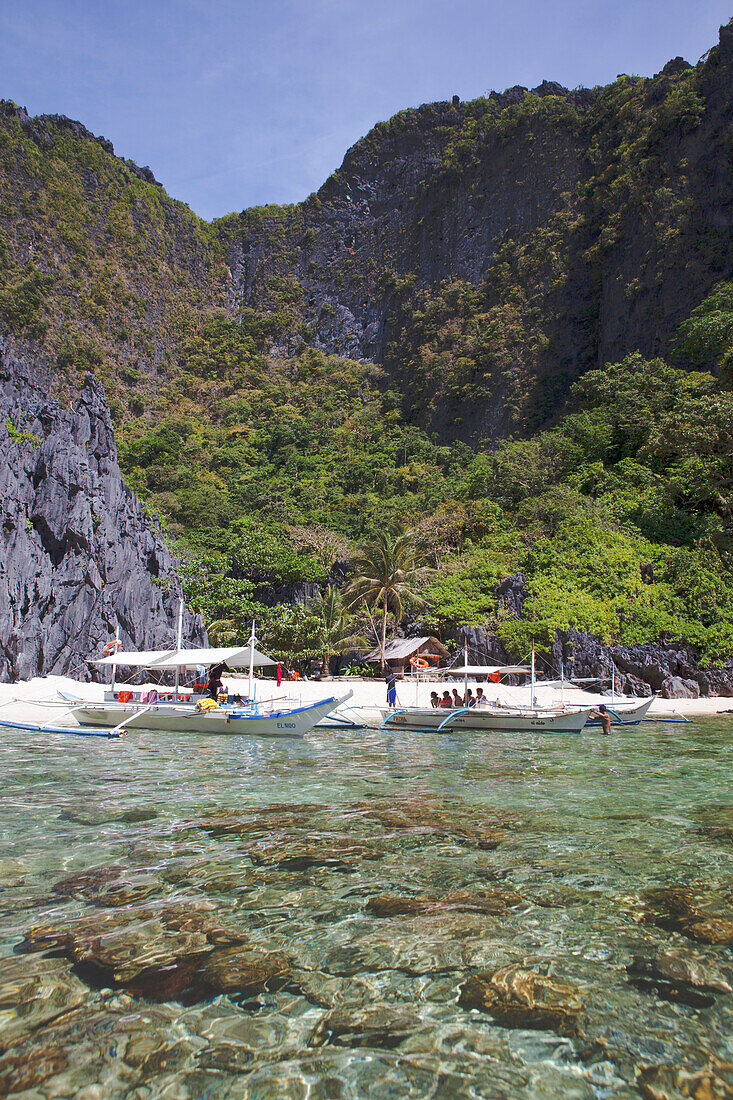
[205,618,237,646]
[345,529,426,671]
[309,586,369,676]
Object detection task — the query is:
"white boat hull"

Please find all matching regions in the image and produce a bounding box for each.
[71,694,350,737]
[585,697,655,725]
[378,705,591,733]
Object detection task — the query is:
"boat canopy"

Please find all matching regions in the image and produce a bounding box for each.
[453,664,530,676]
[94,645,277,669]
[535,679,583,689]
[154,646,277,669]
[93,649,176,668]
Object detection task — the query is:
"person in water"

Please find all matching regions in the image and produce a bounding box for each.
[385,670,398,708]
[595,703,613,734]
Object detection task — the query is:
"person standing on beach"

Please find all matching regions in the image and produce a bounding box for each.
[386,670,398,708]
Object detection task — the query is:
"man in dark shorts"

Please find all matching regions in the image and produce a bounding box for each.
[208,661,229,700]
[385,670,398,708]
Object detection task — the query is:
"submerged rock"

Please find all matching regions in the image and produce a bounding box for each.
[642,885,733,944]
[0,1045,68,1096]
[125,945,291,1005]
[366,888,522,917]
[522,885,589,908]
[193,803,328,838]
[648,948,732,992]
[458,964,586,1037]
[698,825,733,844]
[686,919,733,946]
[626,948,731,1009]
[245,838,383,872]
[68,919,211,985]
[53,865,163,908]
[16,901,260,999]
[52,865,127,898]
[636,1062,733,1100]
[309,1004,423,1049]
[0,954,88,1045]
[351,798,521,839]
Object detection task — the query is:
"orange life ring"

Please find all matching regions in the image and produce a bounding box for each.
[410,657,429,670]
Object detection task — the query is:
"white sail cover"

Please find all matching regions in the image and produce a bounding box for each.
[94,645,277,668]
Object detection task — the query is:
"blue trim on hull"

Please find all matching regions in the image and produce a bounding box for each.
[229,697,338,720]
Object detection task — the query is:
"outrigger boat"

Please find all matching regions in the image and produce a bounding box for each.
[378,702,592,733]
[376,651,596,733]
[534,679,655,725]
[64,622,351,737]
[531,657,656,725]
[376,642,603,730]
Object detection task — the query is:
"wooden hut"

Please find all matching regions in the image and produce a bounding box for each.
[364,636,449,674]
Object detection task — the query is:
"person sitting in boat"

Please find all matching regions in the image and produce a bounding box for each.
[440,691,452,708]
[208,661,230,700]
[465,688,475,708]
[452,688,463,708]
[475,688,488,706]
[430,692,440,708]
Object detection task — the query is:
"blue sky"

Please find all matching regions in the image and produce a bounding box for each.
[1,0,730,220]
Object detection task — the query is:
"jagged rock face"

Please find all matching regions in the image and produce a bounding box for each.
[0,338,205,681]
[563,629,733,698]
[223,23,733,443]
[226,94,587,369]
[252,581,321,608]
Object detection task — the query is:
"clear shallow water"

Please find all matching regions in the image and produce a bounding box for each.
[0,719,732,1098]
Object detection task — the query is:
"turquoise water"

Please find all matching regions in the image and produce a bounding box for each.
[0,719,732,1098]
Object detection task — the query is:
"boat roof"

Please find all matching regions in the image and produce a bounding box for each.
[94,645,277,669]
[450,664,530,676]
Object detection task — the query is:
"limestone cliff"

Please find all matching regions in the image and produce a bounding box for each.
[220,21,733,441]
[0,336,204,680]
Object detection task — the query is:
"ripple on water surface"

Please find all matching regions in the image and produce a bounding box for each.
[1,720,732,1098]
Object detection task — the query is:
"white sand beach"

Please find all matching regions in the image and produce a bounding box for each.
[0,672,731,727]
